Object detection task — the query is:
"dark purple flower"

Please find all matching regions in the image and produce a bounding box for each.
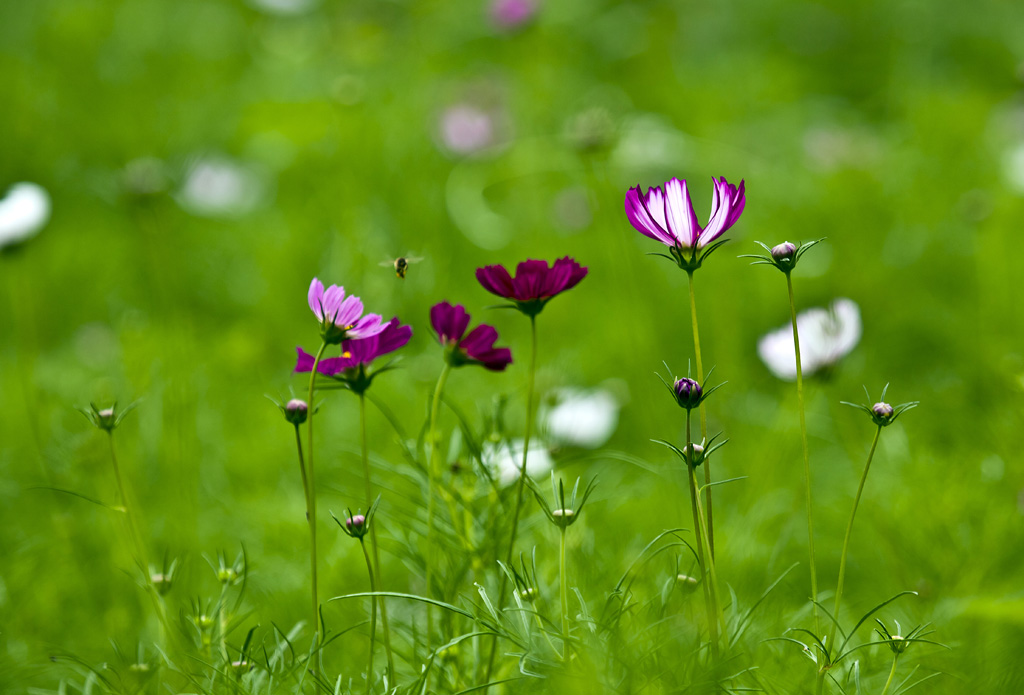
[307,277,387,344]
[673,377,703,410]
[625,178,745,269]
[476,257,588,316]
[430,301,512,371]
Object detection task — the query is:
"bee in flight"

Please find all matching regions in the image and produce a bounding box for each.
[380,255,423,279]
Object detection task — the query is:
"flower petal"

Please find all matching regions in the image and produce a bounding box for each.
[322,285,348,322]
[332,294,363,327]
[307,278,325,320]
[512,259,550,300]
[430,301,470,344]
[663,178,700,247]
[476,265,516,299]
[624,186,675,246]
[348,313,387,339]
[697,177,745,248]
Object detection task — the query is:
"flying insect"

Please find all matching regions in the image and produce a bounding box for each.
[379,255,423,279]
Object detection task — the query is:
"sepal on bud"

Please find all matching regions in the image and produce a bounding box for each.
[530,473,596,529]
[79,401,138,433]
[740,238,825,274]
[652,432,729,469]
[499,549,541,604]
[332,495,381,541]
[657,362,725,412]
[841,384,918,428]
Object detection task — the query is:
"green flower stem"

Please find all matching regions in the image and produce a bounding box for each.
[305,341,327,670]
[559,525,570,661]
[425,362,452,639]
[107,432,170,647]
[504,315,538,572]
[359,394,394,677]
[880,654,899,695]
[687,271,715,559]
[360,539,378,695]
[819,425,883,693]
[787,272,820,635]
[685,410,720,661]
[484,315,539,683]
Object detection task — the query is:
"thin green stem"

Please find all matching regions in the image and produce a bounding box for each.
[822,425,883,686]
[787,272,819,635]
[485,315,539,683]
[687,271,714,559]
[306,341,327,670]
[293,425,310,505]
[684,410,719,661]
[107,433,170,646]
[559,526,569,660]
[360,394,394,677]
[425,362,452,640]
[360,540,378,695]
[880,654,899,695]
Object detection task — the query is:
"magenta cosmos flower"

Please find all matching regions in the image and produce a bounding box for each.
[307,277,387,344]
[295,318,412,393]
[624,177,745,271]
[431,302,512,371]
[476,257,588,316]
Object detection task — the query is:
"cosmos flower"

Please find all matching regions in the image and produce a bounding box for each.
[476,257,588,316]
[431,301,512,371]
[483,439,554,486]
[544,388,619,449]
[624,177,745,270]
[0,182,50,249]
[295,317,412,393]
[757,298,861,380]
[295,318,412,374]
[307,278,387,344]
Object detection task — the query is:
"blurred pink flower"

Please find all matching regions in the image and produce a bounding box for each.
[490,0,536,30]
[440,104,495,154]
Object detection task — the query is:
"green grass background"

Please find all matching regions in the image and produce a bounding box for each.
[2,0,1024,692]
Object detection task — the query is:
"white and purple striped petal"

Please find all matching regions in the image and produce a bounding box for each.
[624,186,675,246]
[663,178,700,248]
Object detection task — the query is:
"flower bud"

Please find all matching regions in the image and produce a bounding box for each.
[151,572,173,596]
[681,443,705,467]
[97,408,117,430]
[872,402,894,420]
[771,241,797,262]
[217,567,239,585]
[284,399,308,425]
[195,614,215,631]
[673,378,702,410]
[676,574,699,591]
[888,634,907,655]
[231,660,253,675]
[519,586,538,602]
[551,507,576,529]
[346,514,368,538]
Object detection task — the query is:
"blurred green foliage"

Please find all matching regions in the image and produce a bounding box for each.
[2,0,1024,692]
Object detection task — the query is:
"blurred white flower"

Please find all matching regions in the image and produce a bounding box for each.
[758,298,861,381]
[484,439,554,487]
[1003,142,1024,193]
[544,388,619,449]
[248,0,317,15]
[176,156,267,218]
[0,182,51,249]
[439,104,495,155]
